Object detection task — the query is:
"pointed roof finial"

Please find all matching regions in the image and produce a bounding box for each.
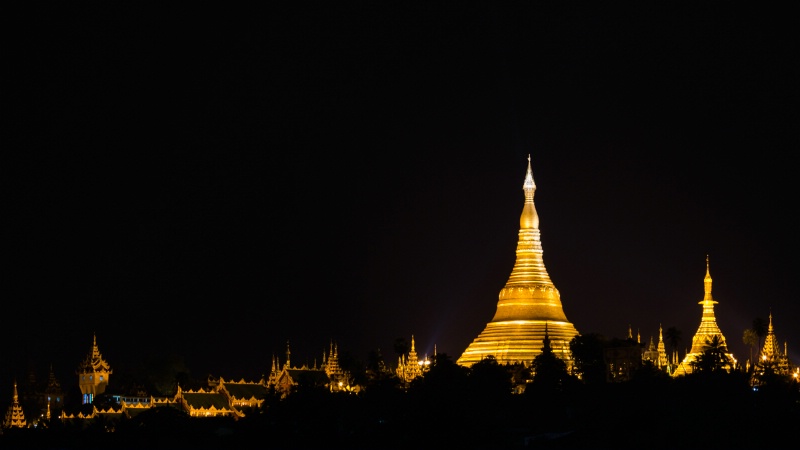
[703,255,715,303]
[523,154,536,192]
[520,154,539,230]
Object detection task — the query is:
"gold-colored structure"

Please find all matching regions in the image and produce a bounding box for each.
[76,333,113,404]
[754,311,791,377]
[2,380,27,429]
[457,156,579,367]
[672,257,736,376]
[396,335,429,385]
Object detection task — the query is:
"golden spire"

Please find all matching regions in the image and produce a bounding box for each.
[691,256,724,354]
[458,155,579,367]
[657,323,668,368]
[672,256,736,376]
[3,379,27,428]
[702,255,715,304]
[408,335,419,364]
[760,309,782,363]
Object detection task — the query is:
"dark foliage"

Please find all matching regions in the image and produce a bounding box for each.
[2,351,798,449]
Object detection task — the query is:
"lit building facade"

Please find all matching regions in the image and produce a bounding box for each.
[76,334,113,404]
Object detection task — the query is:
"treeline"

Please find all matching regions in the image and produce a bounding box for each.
[2,348,798,450]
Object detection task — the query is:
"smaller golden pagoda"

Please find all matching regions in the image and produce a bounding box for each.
[396,335,426,385]
[672,257,736,376]
[755,311,791,376]
[2,380,27,429]
[656,324,669,369]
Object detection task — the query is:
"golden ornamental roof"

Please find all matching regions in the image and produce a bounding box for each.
[78,333,112,373]
[3,381,27,429]
[760,311,783,362]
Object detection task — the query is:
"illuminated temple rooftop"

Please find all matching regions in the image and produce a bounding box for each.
[457,156,579,367]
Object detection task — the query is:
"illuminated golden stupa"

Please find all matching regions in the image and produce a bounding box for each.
[672,256,736,376]
[457,156,579,367]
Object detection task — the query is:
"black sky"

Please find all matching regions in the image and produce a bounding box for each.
[3,3,798,391]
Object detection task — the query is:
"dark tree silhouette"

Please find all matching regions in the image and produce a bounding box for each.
[529,329,572,393]
[469,355,513,398]
[569,333,607,385]
[665,326,682,357]
[392,337,409,360]
[751,317,768,351]
[691,335,732,374]
[743,329,759,368]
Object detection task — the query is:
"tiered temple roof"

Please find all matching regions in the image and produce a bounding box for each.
[756,311,791,376]
[2,381,27,429]
[396,335,425,384]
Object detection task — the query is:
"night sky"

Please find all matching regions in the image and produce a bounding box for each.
[4,4,798,392]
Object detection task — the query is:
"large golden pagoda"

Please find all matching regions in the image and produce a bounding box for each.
[457,156,579,367]
[672,257,736,377]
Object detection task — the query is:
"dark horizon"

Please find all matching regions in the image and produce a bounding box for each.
[3,4,798,397]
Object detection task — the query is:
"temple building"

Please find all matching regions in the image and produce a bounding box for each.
[2,381,27,429]
[672,257,736,377]
[754,311,792,380]
[77,334,113,404]
[396,335,430,385]
[642,325,670,370]
[18,364,64,426]
[458,156,580,367]
[268,340,356,398]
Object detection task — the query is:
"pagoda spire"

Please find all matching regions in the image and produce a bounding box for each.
[657,324,668,368]
[672,256,736,376]
[3,380,27,428]
[689,255,725,354]
[458,155,579,367]
[759,310,782,363]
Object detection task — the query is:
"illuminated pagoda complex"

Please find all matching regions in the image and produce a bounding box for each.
[672,257,736,377]
[457,156,579,367]
[77,333,113,404]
